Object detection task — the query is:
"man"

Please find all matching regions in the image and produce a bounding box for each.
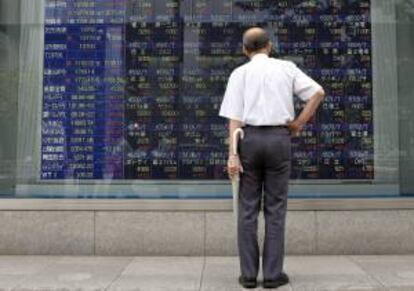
[219,27,325,289]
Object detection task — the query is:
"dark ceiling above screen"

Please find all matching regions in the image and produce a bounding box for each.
[41,0,373,180]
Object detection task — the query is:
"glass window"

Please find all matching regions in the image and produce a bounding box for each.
[0,0,413,199]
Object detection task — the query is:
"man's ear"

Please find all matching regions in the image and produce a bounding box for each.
[242,46,249,57]
[267,42,273,53]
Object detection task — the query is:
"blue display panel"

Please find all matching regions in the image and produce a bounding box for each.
[41,0,373,180]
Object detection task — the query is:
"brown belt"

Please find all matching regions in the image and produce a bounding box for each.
[243,124,288,129]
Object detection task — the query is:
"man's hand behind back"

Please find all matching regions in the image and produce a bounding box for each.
[287,89,325,137]
[287,119,304,137]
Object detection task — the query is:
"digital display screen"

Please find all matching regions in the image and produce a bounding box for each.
[41,0,373,180]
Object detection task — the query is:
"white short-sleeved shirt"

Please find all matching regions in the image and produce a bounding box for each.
[219,53,323,126]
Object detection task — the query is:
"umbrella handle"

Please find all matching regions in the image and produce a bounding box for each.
[232,128,245,156]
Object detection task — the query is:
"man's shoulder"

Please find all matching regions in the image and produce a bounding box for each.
[232,62,249,72]
[229,63,248,79]
[229,58,297,75]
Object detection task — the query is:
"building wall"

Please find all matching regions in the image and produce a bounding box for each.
[0,0,20,196]
[398,0,414,195]
[0,209,414,255]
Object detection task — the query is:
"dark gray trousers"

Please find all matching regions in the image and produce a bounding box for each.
[237,126,291,280]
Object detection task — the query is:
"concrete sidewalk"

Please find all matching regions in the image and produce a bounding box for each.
[0,256,413,291]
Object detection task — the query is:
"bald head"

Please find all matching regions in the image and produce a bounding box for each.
[242,27,271,55]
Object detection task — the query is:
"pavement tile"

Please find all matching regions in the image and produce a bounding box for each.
[108,257,204,291]
[352,256,414,291]
[13,256,132,291]
[0,256,412,291]
[0,256,56,291]
[285,256,384,291]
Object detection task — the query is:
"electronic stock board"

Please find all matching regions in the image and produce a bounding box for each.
[41,0,373,180]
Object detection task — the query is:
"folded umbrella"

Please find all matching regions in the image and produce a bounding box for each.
[231,128,244,232]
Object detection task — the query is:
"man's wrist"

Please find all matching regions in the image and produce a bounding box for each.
[296,117,306,126]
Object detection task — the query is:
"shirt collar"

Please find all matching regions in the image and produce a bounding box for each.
[250,53,269,61]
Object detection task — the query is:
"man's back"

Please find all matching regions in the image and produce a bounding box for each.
[219,53,322,126]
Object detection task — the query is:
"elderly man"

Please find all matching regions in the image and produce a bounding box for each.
[219,27,325,289]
